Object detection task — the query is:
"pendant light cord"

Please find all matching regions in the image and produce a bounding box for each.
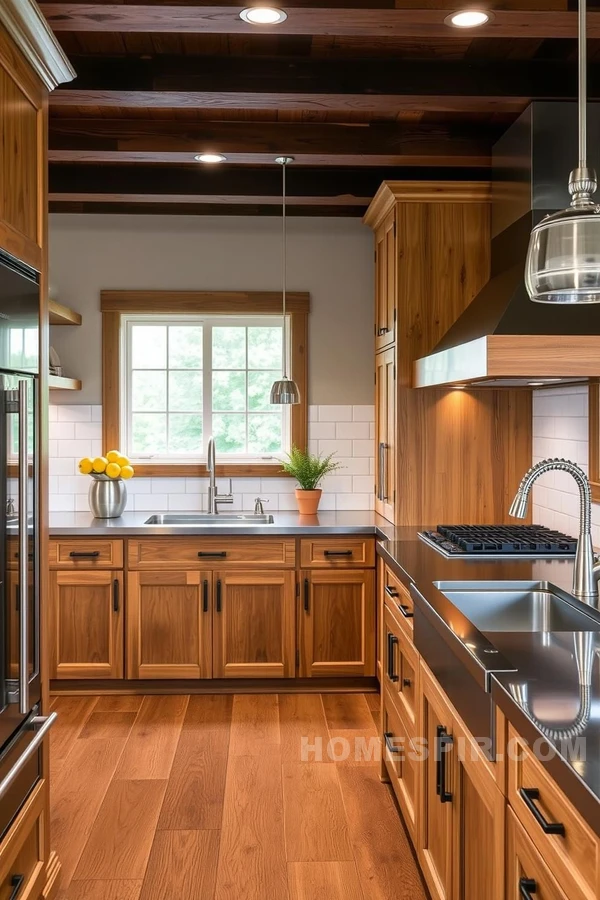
[579,0,587,168]
[281,159,288,379]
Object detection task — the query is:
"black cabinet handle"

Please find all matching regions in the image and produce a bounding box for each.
[403,678,412,687]
[386,632,399,682]
[9,875,25,900]
[113,579,119,613]
[383,732,400,755]
[304,578,310,612]
[398,603,414,619]
[69,550,100,558]
[384,585,399,598]
[203,579,209,613]
[324,550,353,557]
[377,327,388,336]
[519,878,537,899]
[436,725,453,803]
[519,788,565,836]
[198,551,227,558]
[216,579,222,613]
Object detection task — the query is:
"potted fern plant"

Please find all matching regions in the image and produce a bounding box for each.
[280,445,343,515]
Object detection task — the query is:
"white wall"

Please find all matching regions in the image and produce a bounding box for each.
[48,214,374,406]
[531,384,600,545]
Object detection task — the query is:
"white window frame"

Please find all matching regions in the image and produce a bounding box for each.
[120,313,292,465]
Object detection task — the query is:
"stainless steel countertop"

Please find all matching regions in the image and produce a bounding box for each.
[377,536,600,834]
[48,509,396,537]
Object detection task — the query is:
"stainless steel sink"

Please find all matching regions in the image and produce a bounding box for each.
[435,581,600,632]
[144,513,275,525]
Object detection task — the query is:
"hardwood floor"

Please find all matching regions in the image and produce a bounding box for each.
[49,692,427,900]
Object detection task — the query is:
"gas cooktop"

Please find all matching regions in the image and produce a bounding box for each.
[418,525,578,559]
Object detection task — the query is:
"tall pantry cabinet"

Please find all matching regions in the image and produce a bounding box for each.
[365,182,532,526]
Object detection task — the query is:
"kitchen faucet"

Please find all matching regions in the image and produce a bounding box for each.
[206,437,233,515]
[510,458,600,606]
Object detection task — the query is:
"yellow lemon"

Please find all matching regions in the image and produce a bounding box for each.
[78,457,93,475]
[92,456,108,474]
[106,450,121,464]
[106,462,121,479]
[120,465,134,480]
[116,455,130,467]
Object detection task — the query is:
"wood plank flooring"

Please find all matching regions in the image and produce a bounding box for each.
[50,692,427,900]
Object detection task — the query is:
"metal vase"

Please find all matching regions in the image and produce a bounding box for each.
[89,474,127,518]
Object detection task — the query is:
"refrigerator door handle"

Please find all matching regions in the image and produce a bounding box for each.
[18,380,29,715]
[0,714,57,801]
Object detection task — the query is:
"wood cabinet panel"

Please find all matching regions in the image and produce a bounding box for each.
[0,781,46,900]
[49,539,123,569]
[382,685,420,844]
[127,571,212,679]
[299,537,375,569]
[507,725,599,900]
[299,569,375,678]
[374,208,396,352]
[506,807,568,900]
[375,346,396,523]
[382,605,419,730]
[50,570,123,679]
[212,570,295,678]
[128,537,296,569]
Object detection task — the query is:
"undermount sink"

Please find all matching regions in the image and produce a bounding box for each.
[144,513,275,525]
[435,581,600,633]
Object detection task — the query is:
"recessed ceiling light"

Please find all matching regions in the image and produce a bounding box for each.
[194,153,227,163]
[445,9,491,28]
[528,382,546,386]
[451,384,467,390]
[240,7,287,25]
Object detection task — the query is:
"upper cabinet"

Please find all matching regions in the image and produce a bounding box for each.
[374,208,397,353]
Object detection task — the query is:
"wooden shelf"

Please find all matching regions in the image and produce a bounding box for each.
[49,299,82,326]
[49,375,82,391]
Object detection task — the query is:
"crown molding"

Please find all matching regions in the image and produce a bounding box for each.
[0,0,74,90]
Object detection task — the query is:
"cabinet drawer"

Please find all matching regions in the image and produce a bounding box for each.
[383,605,419,730]
[382,563,413,636]
[49,539,123,569]
[128,537,296,569]
[382,685,420,844]
[507,807,568,900]
[508,725,599,900]
[300,537,375,568]
[0,782,46,900]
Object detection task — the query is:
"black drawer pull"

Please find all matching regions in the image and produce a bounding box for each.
[398,603,414,619]
[9,875,25,900]
[402,678,412,687]
[377,327,388,336]
[304,578,310,612]
[386,632,399,682]
[383,732,401,755]
[113,578,119,613]
[203,579,209,613]
[384,585,399,598]
[519,788,565,836]
[519,878,537,900]
[324,550,353,557]
[436,725,453,804]
[216,579,222,613]
[198,551,227,558]
[69,551,100,558]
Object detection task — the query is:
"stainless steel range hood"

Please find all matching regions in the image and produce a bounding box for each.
[415,102,600,388]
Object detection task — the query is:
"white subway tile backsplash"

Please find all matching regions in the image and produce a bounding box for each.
[49,422,74,441]
[134,494,168,511]
[336,421,370,440]
[151,477,187,494]
[58,475,89,495]
[318,405,352,422]
[57,405,91,423]
[352,440,373,458]
[49,494,75,512]
[75,422,103,441]
[336,493,372,511]
[49,458,76,476]
[310,422,336,440]
[352,405,375,422]
[318,439,352,457]
[57,440,93,459]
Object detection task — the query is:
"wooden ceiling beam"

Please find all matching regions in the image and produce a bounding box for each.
[39,4,600,38]
[48,191,371,205]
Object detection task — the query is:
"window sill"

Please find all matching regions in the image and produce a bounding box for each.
[133,462,291,478]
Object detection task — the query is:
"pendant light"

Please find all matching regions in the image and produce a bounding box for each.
[525,0,600,304]
[270,156,301,404]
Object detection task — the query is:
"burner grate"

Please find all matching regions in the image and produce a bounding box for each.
[435,524,577,555]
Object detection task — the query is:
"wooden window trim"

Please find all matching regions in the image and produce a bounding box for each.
[589,381,600,503]
[101,290,309,478]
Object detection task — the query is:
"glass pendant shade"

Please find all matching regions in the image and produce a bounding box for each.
[270,376,300,405]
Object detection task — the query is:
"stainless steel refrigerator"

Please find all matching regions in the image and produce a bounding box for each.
[0,249,55,840]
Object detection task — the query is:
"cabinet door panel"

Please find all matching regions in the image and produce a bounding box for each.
[50,570,123,679]
[127,571,212,679]
[375,346,395,523]
[382,686,420,844]
[506,808,568,900]
[299,569,375,677]
[213,570,295,678]
[375,208,396,352]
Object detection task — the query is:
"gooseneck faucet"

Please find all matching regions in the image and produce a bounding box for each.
[207,436,233,515]
[510,458,600,605]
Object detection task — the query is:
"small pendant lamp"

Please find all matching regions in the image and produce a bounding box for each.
[270,156,301,404]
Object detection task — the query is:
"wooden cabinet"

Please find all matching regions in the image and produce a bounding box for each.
[382,605,419,729]
[300,537,375,569]
[0,782,47,900]
[49,539,123,569]
[127,570,212,679]
[375,346,396,523]
[382,685,420,844]
[506,808,568,900]
[128,537,295,570]
[49,570,123,679]
[382,562,414,637]
[299,569,375,677]
[212,570,296,678]
[374,207,396,352]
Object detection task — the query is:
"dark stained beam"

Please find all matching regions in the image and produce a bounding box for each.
[48,119,496,168]
[49,191,372,205]
[39,4,600,38]
[48,200,370,217]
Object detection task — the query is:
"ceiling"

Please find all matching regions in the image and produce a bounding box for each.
[42,0,600,216]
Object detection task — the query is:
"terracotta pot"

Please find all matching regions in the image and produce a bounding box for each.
[295,488,322,515]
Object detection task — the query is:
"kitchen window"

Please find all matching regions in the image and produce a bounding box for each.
[102,291,309,477]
